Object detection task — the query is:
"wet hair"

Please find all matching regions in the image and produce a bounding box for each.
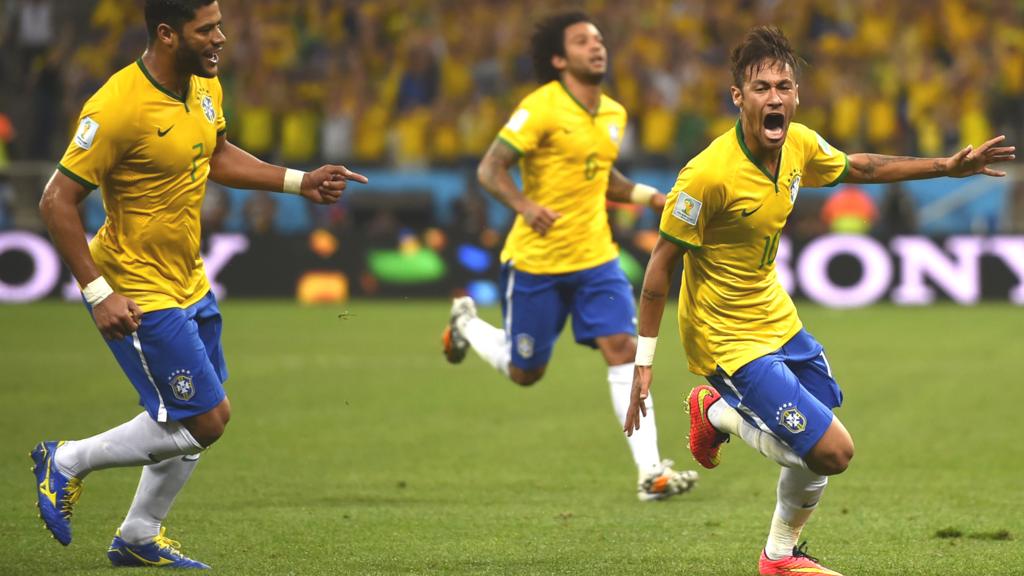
[530,11,593,84]
[730,26,805,87]
[145,0,216,43]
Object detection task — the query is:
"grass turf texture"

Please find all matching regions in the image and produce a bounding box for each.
[1,301,1021,575]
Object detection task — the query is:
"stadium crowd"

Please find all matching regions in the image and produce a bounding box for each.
[2,0,1023,168]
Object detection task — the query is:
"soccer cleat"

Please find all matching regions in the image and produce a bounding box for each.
[637,459,699,501]
[442,296,477,364]
[759,542,843,575]
[108,527,210,569]
[31,440,83,546]
[686,385,730,469]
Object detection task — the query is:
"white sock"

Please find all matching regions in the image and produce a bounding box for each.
[119,454,201,545]
[54,412,203,478]
[608,363,661,473]
[709,399,807,470]
[765,467,828,560]
[463,316,510,377]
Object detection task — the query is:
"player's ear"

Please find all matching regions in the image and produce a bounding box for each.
[730,85,742,108]
[155,23,177,48]
[551,54,567,73]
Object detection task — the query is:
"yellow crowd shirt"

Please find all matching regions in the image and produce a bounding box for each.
[497,81,626,274]
[58,59,226,312]
[660,121,848,376]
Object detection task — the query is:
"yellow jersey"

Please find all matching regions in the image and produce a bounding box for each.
[660,121,848,376]
[58,58,226,313]
[497,81,626,274]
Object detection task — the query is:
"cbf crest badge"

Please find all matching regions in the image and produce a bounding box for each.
[777,402,806,434]
[201,95,216,123]
[516,333,535,359]
[789,174,801,203]
[169,369,196,401]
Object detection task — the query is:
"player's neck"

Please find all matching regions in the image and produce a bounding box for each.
[561,74,601,114]
[141,49,190,98]
[740,116,782,176]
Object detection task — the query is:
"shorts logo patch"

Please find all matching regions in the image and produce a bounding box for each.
[672,191,702,225]
[516,333,535,359]
[201,95,216,123]
[169,369,195,401]
[777,402,806,433]
[74,116,100,150]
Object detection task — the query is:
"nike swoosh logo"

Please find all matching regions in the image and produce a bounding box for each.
[697,388,714,427]
[740,204,763,217]
[38,447,57,507]
[157,125,174,137]
[125,547,175,566]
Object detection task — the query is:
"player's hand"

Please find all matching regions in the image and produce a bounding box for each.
[623,365,653,436]
[520,201,561,236]
[944,135,1015,178]
[301,164,369,204]
[649,193,667,212]
[93,293,142,341]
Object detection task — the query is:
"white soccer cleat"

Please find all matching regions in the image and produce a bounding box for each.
[442,296,477,364]
[637,459,699,502]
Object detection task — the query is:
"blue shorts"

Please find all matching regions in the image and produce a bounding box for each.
[88,291,228,423]
[499,258,636,370]
[706,329,842,457]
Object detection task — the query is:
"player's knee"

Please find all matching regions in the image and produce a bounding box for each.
[510,368,544,386]
[810,443,854,476]
[184,400,231,447]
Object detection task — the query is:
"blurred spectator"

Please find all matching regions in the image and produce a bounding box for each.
[1007,181,1024,234]
[821,185,878,234]
[877,182,919,238]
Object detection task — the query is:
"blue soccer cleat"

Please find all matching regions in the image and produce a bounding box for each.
[108,527,210,569]
[31,440,83,546]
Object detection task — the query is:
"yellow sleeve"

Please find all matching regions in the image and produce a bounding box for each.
[799,126,848,188]
[659,164,723,249]
[58,91,135,190]
[213,78,227,135]
[496,95,549,156]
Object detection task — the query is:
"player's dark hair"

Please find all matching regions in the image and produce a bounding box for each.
[145,0,216,43]
[530,11,593,84]
[730,26,805,87]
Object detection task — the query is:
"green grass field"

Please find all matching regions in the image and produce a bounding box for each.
[1,301,1021,575]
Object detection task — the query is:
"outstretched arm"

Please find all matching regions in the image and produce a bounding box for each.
[606,167,667,211]
[624,235,684,435]
[209,135,368,204]
[845,135,1015,184]
[477,138,561,235]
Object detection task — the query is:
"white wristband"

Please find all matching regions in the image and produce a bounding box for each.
[635,336,658,366]
[283,168,305,194]
[82,276,114,307]
[629,183,658,206]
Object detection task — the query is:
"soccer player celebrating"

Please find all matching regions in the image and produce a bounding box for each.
[623,26,1014,575]
[32,0,366,568]
[442,12,698,501]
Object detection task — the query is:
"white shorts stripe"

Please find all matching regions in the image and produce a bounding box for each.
[721,374,773,433]
[503,265,516,348]
[820,352,833,378]
[132,333,167,422]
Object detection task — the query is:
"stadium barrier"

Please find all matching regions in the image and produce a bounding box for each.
[1,230,1022,307]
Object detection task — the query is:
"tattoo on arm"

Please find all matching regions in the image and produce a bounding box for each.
[606,167,634,202]
[640,287,666,302]
[481,139,519,177]
[852,154,944,179]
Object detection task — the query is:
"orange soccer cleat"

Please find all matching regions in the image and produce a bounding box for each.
[686,385,730,469]
[759,543,843,576]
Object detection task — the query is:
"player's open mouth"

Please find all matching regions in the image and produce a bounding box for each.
[204,50,220,65]
[763,113,785,141]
